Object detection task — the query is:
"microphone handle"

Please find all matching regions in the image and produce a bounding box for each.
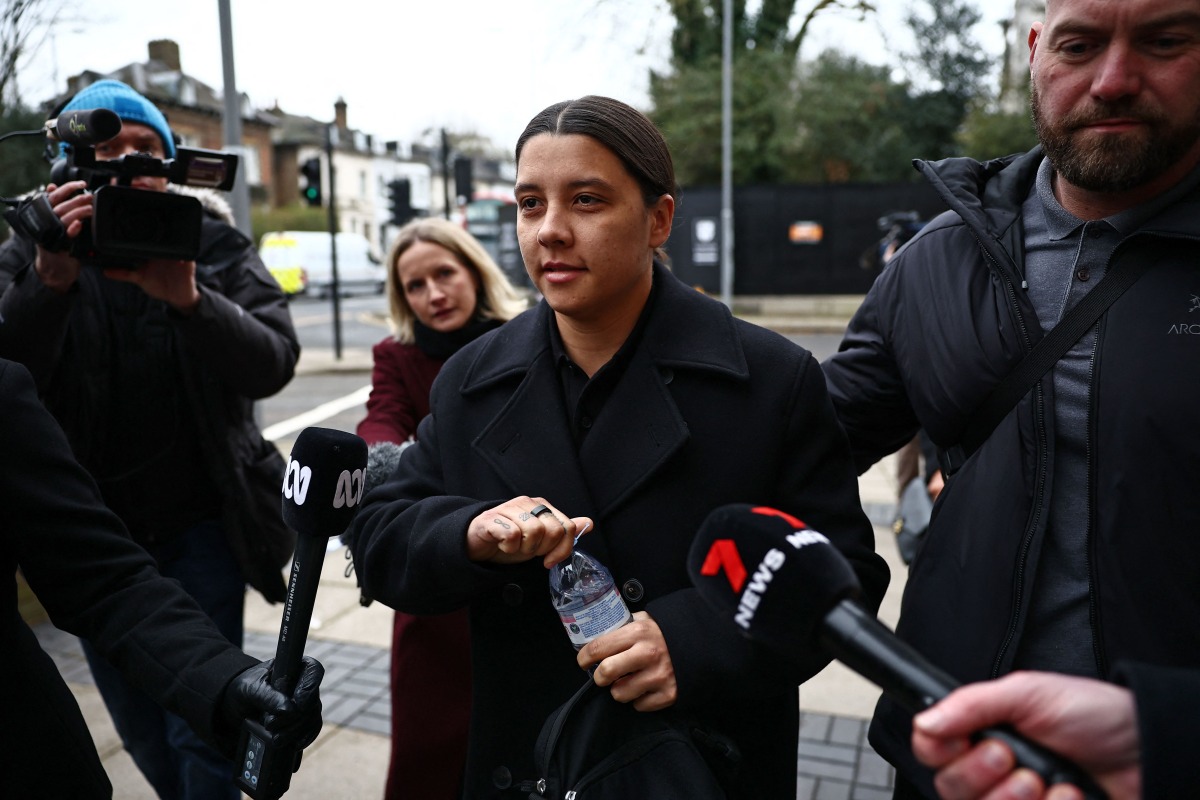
[820,602,1108,800]
[271,531,328,693]
[235,531,328,800]
[821,602,958,711]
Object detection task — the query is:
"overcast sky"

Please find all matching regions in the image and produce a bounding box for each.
[16,1,1015,154]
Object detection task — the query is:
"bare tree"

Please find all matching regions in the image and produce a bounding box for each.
[0,0,67,110]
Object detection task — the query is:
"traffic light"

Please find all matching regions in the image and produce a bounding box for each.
[388,178,414,226]
[300,157,322,207]
[454,157,473,205]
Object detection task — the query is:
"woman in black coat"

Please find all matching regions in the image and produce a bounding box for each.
[351,95,888,799]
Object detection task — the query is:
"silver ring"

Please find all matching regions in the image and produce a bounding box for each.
[530,503,552,518]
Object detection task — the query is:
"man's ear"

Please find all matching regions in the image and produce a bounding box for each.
[1028,21,1043,69]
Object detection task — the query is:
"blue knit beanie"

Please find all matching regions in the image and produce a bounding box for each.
[60,79,176,158]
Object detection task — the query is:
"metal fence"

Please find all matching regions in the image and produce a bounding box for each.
[668,181,947,295]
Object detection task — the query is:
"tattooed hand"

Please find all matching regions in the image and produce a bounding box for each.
[466,496,593,567]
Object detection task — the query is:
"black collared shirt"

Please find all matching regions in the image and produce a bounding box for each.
[549,272,659,447]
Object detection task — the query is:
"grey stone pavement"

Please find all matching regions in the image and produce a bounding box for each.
[33,295,916,799]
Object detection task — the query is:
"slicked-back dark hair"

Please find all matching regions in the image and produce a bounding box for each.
[515,95,678,205]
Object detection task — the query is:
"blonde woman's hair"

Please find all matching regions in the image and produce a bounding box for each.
[385,217,528,343]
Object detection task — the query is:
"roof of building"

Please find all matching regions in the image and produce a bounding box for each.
[56,40,275,128]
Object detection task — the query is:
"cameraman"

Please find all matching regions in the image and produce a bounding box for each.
[0,79,300,800]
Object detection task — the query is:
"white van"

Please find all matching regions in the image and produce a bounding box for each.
[259,231,386,298]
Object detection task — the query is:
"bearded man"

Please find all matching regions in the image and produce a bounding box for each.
[821,0,1200,796]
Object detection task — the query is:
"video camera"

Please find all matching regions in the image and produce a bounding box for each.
[1,107,239,269]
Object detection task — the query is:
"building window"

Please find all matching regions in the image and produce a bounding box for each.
[239,146,262,186]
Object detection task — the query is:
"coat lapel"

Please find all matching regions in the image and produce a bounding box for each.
[579,348,689,516]
[462,266,750,523]
[473,360,597,517]
[466,308,597,518]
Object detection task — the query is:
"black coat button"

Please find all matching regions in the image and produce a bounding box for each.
[622,579,645,603]
[492,766,512,789]
[1076,268,1090,282]
[502,583,524,606]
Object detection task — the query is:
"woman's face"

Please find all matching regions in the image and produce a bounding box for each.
[396,240,481,333]
[515,134,673,325]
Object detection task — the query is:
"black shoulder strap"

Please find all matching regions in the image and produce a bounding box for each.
[939,255,1154,477]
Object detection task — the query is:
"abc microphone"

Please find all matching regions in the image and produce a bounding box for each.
[44,107,122,146]
[273,426,368,691]
[686,504,1108,800]
[236,426,367,800]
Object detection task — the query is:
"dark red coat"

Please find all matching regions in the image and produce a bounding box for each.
[358,338,443,447]
[358,337,471,800]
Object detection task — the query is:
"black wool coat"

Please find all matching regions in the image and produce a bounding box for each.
[352,266,888,799]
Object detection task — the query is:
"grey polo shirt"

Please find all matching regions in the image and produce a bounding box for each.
[1013,157,1200,676]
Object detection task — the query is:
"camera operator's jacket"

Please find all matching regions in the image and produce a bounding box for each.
[822,147,1200,794]
[0,358,260,797]
[0,189,300,602]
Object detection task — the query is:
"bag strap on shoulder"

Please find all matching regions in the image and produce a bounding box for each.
[939,254,1154,477]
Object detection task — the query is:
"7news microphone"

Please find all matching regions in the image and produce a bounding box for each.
[235,427,367,800]
[687,504,1108,800]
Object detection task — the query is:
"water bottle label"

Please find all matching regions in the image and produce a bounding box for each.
[557,587,632,647]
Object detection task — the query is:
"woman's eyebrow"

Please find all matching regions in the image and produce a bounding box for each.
[514,177,617,194]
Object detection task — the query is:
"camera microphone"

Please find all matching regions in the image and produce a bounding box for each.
[45,108,122,147]
[686,504,1109,800]
[235,426,367,799]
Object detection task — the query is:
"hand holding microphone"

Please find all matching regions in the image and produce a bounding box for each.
[911,672,1141,800]
[235,427,367,799]
[221,656,324,752]
[686,504,1109,800]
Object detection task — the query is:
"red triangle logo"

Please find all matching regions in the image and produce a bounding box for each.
[699,539,748,593]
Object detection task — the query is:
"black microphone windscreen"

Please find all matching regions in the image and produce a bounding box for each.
[687,504,862,663]
[282,427,368,539]
[53,108,122,146]
[364,440,409,497]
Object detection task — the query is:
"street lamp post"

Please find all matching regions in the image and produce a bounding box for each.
[720,0,735,308]
[216,0,251,235]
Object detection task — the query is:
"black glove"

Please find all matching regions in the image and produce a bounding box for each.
[222,656,325,750]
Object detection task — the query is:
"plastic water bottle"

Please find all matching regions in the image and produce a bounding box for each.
[549,549,632,650]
